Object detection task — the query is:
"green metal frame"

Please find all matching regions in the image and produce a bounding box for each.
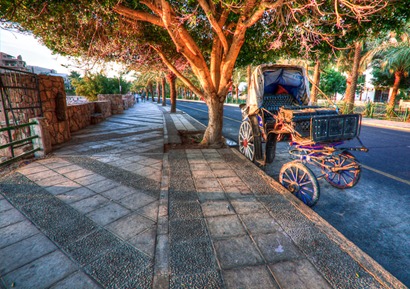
[0,66,43,166]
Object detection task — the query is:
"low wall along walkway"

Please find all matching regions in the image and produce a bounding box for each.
[34,76,135,154]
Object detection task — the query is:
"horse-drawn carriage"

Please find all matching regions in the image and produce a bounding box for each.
[238,64,368,207]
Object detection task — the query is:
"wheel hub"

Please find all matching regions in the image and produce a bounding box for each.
[288,182,300,193]
[243,139,248,147]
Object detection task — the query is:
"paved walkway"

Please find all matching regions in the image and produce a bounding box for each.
[0,102,405,289]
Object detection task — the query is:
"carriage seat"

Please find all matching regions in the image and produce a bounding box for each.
[262,93,299,115]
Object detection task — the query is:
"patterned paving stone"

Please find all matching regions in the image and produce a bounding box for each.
[100,185,135,201]
[223,266,279,289]
[206,215,246,238]
[0,208,25,228]
[0,198,13,213]
[169,219,208,244]
[56,187,96,204]
[127,227,157,257]
[0,233,57,275]
[253,232,303,263]
[117,191,157,210]
[85,244,152,289]
[44,180,81,195]
[106,212,155,240]
[269,259,332,289]
[70,194,110,214]
[2,250,77,289]
[170,239,216,275]
[169,200,203,220]
[170,271,223,289]
[241,212,283,235]
[0,220,40,249]
[65,229,122,266]
[49,271,102,289]
[201,200,236,217]
[213,235,264,269]
[230,197,267,214]
[87,179,118,193]
[87,202,131,226]
[136,200,159,221]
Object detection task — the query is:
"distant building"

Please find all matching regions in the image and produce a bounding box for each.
[26,66,70,90]
[26,65,57,75]
[49,72,71,90]
[0,52,28,71]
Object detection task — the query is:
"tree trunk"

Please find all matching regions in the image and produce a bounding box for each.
[148,82,154,101]
[247,65,252,95]
[161,76,166,106]
[166,72,177,113]
[310,60,320,104]
[202,96,224,147]
[157,80,161,104]
[345,42,362,114]
[389,71,402,108]
[235,85,239,103]
[156,81,161,103]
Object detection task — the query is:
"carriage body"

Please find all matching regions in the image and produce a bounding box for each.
[238,64,366,207]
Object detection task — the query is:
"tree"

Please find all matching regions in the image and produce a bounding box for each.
[381,44,410,107]
[344,41,363,113]
[71,73,131,100]
[319,68,347,100]
[1,0,392,146]
[360,25,410,108]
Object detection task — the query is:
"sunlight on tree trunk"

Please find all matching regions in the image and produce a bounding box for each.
[389,71,402,108]
[311,60,320,104]
[162,77,167,106]
[157,81,161,104]
[202,96,224,147]
[345,41,362,114]
[166,72,177,113]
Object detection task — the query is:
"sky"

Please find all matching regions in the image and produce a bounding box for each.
[0,29,76,75]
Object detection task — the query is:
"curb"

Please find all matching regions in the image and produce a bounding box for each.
[362,119,410,132]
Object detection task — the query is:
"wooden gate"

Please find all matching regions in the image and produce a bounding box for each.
[0,66,43,167]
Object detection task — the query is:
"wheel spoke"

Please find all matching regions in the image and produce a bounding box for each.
[284,170,294,182]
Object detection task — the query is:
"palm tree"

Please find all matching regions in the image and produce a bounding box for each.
[360,30,410,117]
[380,43,410,108]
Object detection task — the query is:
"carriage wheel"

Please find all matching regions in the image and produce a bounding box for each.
[265,133,277,164]
[279,161,320,207]
[239,120,261,162]
[321,151,361,189]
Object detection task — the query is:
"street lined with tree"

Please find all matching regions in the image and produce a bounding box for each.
[1,0,400,145]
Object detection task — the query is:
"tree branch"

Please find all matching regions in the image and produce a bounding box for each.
[244,0,284,28]
[113,4,164,27]
[152,46,204,98]
[198,0,229,55]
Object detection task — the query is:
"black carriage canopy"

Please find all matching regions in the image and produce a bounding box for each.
[247,64,310,115]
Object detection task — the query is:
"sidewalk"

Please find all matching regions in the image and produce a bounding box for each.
[0,102,405,289]
[362,117,410,132]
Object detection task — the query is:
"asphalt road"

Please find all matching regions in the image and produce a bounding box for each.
[171,99,410,286]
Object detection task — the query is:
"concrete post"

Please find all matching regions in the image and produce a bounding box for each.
[29,117,52,157]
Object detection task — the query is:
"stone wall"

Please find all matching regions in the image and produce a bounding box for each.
[123,94,135,110]
[98,94,124,114]
[38,75,71,145]
[1,70,135,157]
[94,101,112,118]
[67,103,94,132]
[0,72,43,158]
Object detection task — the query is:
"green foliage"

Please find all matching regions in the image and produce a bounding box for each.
[319,68,346,97]
[71,73,131,101]
[364,101,375,118]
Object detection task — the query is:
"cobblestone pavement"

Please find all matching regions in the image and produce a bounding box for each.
[0,102,405,289]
